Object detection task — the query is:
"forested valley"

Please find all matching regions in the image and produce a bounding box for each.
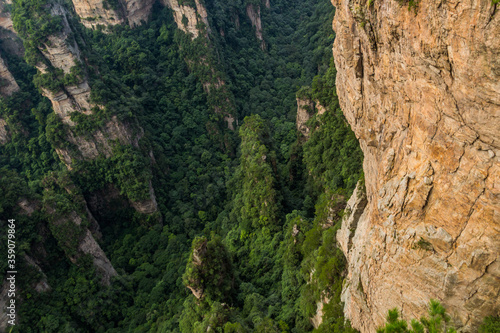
[0,0,365,331]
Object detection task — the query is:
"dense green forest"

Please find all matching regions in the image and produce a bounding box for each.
[0,0,367,331]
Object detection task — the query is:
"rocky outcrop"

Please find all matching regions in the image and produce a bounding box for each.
[0,118,8,144]
[162,0,236,130]
[163,0,210,39]
[0,0,24,56]
[296,97,326,139]
[122,0,154,26]
[29,3,159,218]
[71,0,153,28]
[78,229,118,284]
[332,0,500,331]
[71,0,125,28]
[0,279,14,330]
[337,181,367,255]
[246,3,266,50]
[43,177,118,285]
[0,54,19,96]
[130,180,159,214]
[34,4,140,168]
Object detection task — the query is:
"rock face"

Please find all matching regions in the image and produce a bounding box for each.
[246,4,266,50]
[35,4,140,169]
[0,0,24,57]
[122,0,155,26]
[32,3,158,216]
[296,97,326,139]
[163,0,236,130]
[0,118,9,144]
[71,0,125,28]
[163,0,210,39]
[71,0,153,28]
[332,0,500,330]
[0,54,19,97]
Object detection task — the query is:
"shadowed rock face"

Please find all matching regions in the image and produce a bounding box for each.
[246,3,266,50]
[331,0,500,331]
[0,54,19,97]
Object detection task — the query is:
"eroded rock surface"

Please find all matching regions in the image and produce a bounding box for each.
[0,54,18,97]
[296,97,326,139]
[71,0,153,28]
[332,0,500,331]
[71,0,125,28]
[246,3,266,50]
[0,118,9,144]
[163,0,210,39]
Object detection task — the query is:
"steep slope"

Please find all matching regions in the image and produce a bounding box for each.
[70,0,154,28]
[12,0,159,217]
[163,0,237,130]
[332,0,500,331]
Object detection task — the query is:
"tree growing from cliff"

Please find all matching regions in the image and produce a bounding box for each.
[377,300,456,333]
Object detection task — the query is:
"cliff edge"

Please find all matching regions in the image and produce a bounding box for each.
[332,0,500,331]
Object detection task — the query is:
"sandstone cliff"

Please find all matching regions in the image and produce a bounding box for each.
[0,53,18,97]
[163,0,210,38]
[296,97,326,139]
[121,0,155,26]
[71,0,153,28]
[332,0,500,330]
[28,3,159,216]
[71,0,125,28]
[163,0,236,130]
[43,176,118,285]
[0,118,8,144]
[246,3,266,50]
[36,5,137,166]
[0,0,24,57]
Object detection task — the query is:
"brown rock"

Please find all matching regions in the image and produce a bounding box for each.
[331,0,500,330]
[0,118,9,144]
[246,4,266,50]
[71,0,124,28]
[0,55,18,97]
[162,0,210,39]
[296,97,327,139]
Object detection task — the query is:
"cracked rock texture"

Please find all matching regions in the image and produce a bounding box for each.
[332,0,500,331]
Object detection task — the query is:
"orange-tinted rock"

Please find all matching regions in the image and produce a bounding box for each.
[332,0,500,330]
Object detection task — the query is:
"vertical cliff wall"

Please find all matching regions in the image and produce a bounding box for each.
[70,0,153,28]
[21,2,159,216]
[71,0,125,28]
[332,0,500,331]
[246,3,266,50]
[163,0,210,38]
[163,0,236,130]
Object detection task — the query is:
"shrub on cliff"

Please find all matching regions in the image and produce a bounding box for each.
[479,316,500,333]
[377,299,456,333]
